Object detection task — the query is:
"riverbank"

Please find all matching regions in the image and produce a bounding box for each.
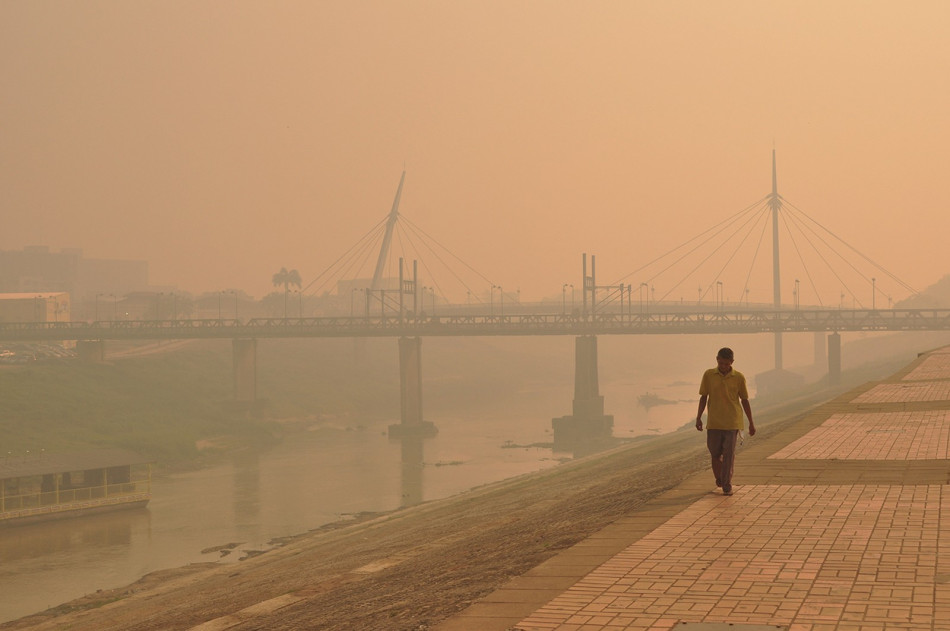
[0,360,900,631]
[3,333,946,630]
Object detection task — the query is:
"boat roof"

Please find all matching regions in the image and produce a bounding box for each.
[0,449,152,479]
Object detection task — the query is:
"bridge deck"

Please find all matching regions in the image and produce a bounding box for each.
[3,308,950,341]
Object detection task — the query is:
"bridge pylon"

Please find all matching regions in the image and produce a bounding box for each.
[388,336,437,438]
[552,335,614,449]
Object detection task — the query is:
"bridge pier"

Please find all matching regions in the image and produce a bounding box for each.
[389,337,437,437]
[552,335,614,449]
[232,338,257,402]
[76,340,106,362]
[828,332,841,386]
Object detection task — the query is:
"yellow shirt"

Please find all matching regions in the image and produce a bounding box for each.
[699,368,749,430]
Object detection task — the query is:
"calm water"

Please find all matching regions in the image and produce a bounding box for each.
[0,362,720,623]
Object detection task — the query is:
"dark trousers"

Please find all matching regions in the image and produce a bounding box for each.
[706,429,739,489]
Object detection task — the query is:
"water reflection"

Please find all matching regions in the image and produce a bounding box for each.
[232,450,261,541]
[0,508,148,563]
[398,435,424,508]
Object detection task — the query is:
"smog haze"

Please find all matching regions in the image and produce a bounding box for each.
[2,1,948,302]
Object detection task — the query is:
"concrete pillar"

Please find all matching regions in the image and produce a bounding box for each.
[814,331,827,366]
[232,338,257,402]
[552,335,613,449]
[399,336,423,426]
[76,340,105,362]
[389,337,436,437]
[572,335,605,418]
[828,332,841,386]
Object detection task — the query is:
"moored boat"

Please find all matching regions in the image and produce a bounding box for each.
[1,449,152,527]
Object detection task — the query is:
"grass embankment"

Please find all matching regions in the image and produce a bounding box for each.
[0,338,402,466]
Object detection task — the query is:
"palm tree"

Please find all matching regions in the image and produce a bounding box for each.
[272,267,302,317]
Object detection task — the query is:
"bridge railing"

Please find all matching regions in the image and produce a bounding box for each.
[3,309,950,341]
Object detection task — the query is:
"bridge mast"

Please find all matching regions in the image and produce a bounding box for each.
[371,171,406,292]
[770,150,784,369]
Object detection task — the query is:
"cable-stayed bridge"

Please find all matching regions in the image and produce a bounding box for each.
[4,153,939,444]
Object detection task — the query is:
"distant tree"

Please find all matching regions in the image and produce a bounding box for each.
[272,267,302,317]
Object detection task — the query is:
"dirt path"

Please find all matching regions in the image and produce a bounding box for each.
[0,386,849,631]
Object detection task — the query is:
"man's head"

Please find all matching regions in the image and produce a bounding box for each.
[716,347,734,373]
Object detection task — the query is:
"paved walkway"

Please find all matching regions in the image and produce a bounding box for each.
[436,347,950,631]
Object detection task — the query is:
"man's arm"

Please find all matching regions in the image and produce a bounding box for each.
[742,398,755,436]
[696,394,708,431]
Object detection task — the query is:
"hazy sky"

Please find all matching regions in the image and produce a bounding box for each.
[2,2,948,304]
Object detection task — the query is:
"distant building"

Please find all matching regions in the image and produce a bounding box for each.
[0,246,150,319]
[0,292,71,323]
[0,246,149,297]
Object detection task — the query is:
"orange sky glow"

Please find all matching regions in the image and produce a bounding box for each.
[2,1,948,305]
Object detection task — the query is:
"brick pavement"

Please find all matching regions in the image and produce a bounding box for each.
[436,347,950,631]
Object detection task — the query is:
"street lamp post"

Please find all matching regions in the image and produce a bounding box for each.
[716,281,723,311]
[872,277,876,310]
[639,283,647,314]
[794,279,800,310]
[562,284,568,314]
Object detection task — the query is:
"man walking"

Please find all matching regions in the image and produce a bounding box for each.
[696,347,755,495]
